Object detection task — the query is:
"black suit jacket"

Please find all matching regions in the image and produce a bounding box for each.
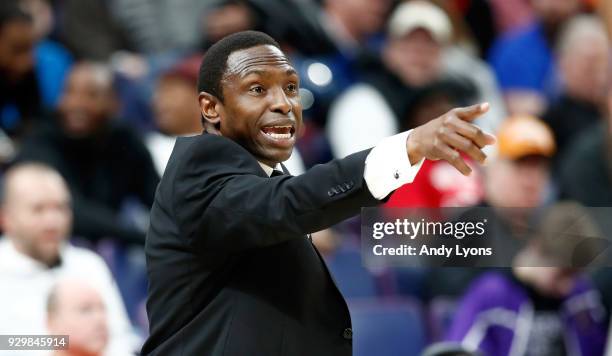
[142,133,381,355]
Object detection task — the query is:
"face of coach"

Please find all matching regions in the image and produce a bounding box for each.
[198,32,302,168]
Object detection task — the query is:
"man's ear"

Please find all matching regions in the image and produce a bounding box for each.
[199,92,222,135]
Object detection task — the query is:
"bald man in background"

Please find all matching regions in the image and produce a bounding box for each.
[16,61,159,246]
[0,163,136,356]
[47,279,110,356]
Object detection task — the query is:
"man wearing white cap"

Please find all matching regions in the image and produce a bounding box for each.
[327,1,501,159]
[328,1,451,158]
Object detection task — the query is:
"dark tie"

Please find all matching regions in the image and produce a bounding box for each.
[271,169,285,177]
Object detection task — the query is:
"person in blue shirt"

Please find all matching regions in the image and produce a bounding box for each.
[488,0,582,116]
[0,0,72,139]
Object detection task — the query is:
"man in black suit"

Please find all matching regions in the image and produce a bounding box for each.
[142,31,495,355]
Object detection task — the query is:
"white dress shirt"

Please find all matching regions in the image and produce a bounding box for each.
[364,130,424,199]
[0,238,138,356]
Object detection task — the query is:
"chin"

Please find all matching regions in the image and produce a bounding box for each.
[258,148,292,166]
[273,150,293,165]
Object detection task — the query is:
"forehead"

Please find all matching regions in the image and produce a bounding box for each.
[68,65,113,91]
[225,45,296,78]
[53,285,104,312]
[396,28,437,43]
[8,172,69,205]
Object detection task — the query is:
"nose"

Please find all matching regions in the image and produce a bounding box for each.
[60,91,79,110]
[269,87,292,115]
[42,208,68,230]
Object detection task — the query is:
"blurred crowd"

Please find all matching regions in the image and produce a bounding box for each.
[0,0,611,355]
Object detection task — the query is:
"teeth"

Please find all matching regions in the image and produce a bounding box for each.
[264,126,292,131]
[264,132,292,139]
[261,124,293,139]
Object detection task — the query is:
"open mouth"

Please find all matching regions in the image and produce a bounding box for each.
[260,125,295,140]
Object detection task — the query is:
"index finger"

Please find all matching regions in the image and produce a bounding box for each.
[449,119,497,148]
[454,102,490,122]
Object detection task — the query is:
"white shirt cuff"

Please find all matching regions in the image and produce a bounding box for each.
[364,130,425,200]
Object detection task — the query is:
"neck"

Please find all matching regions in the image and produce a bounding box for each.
[179,124,204,136]
[9,238,61,268]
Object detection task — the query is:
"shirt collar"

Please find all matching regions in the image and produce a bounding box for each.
[258,161,282,177]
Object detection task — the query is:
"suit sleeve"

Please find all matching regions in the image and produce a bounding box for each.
[172,136,380,254]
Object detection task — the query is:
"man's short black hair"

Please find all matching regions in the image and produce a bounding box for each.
[0,0,32,31]
[198,31,281,102]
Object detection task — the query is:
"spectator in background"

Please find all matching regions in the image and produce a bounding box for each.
[47,279,109,356]
[59,0,214,58]
[557,72,612,310]
[58,0,213,129]
[204,0,336,56]
[203,1,254,46]
[489,0,535,34]
[558,66,612,337]
[477,115,555,250]
[19,0,73,108]
[320,0,393,56]
[110,0,211,54]
[0,163,136,356]
[489,0,583,116]
[327,1,476,158]
[204,0,390,57]
[446,202,607,356]
[0,1,42,137]
[147,56,204,175]
[543,15,609,164]
[559,76,612,208]
[484,115,556,209]
[17,62,159,246]
[57,0,129,61]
